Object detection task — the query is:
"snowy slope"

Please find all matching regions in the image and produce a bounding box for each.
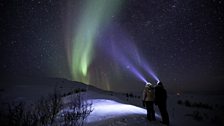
[0,77,223,126]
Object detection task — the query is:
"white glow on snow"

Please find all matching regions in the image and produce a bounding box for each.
[86,99,160,123]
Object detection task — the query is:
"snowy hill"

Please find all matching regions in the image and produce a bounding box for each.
[0,77,223,126]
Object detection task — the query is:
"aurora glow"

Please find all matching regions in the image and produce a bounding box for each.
[3,0,223,93]
[64,0,159,89]
[83,23,161,88]
[68,0,122,84]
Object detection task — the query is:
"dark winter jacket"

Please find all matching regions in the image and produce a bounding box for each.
[155,85,167,105]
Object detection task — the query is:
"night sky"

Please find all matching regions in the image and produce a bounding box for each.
[1,0,224,93]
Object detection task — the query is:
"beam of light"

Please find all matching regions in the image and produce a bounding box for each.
[120,40,159,83]
[110,41,148,83]
[119,38,159,82]
[86,99,160,123]
[129,65,148,83]
[141,59,160,82]
[68,0,122,84]
[101,25,158,85]
[95,24,159,85]
[144,64,160,82]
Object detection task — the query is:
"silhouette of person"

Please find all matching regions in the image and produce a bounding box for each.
[142,82,156,121]
[155,81,169,125]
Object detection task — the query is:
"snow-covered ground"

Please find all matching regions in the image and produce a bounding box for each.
[0,77,223,126]
[86,99,161,126]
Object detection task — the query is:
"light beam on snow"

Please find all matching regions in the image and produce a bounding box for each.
[86,99,160,123]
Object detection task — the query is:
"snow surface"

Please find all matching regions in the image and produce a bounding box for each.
[85,99,160,125]
[1,77,223,126]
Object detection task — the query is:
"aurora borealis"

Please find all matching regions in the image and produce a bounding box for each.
[65,0,158,89]
[1,0,224,92]
[66,0,123,85]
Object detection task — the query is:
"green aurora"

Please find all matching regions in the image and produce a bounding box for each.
[70,0,123,84]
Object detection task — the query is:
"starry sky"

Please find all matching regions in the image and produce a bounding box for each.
[1,0,224,93]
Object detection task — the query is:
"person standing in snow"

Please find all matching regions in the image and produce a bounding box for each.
[142,82,156,121]
[155,81,169,125]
